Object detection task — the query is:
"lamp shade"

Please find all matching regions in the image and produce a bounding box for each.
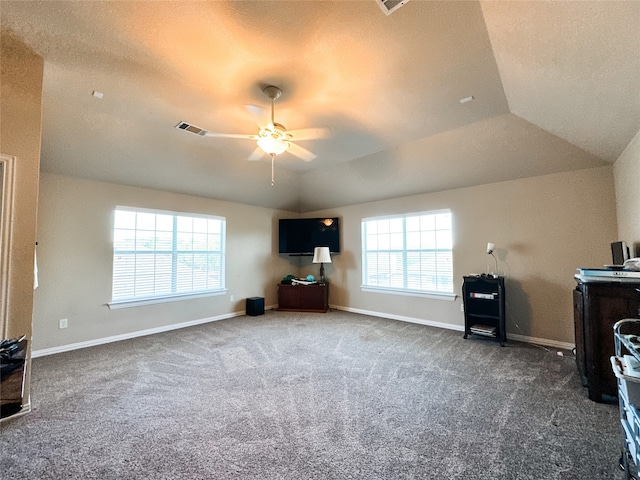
[312,246,332,264]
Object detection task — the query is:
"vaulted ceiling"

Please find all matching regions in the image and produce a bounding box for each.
[2,1,639,212]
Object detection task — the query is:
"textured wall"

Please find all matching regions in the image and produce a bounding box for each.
[614,129,640,255]
[308,166,617,346]
[0,30,44,414]
[33,174,296,351]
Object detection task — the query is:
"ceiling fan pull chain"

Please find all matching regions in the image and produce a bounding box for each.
[271,154,275,187]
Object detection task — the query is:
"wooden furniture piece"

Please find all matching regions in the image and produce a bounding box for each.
[611,319,640,479]
[277,283,329,313]
[462,275,506,346]
[574,277,640,402]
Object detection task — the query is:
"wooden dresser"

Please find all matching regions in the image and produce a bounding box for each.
[277,283,329,313]
[574,276,640,402]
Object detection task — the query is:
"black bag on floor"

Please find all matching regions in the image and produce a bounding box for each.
[1,336,27,418]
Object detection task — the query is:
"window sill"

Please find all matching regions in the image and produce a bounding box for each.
[361,286,456,301]
[108,289,228,310]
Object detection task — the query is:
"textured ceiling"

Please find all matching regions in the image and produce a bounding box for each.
[1,1,638,212]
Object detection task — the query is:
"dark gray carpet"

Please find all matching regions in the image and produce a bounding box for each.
[0,310,625,479]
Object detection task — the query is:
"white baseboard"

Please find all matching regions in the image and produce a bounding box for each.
[506,333,575,351]
[32,304,574,358]
[331,305,575,351]
[333,305,465,333]
[32,311,245,358]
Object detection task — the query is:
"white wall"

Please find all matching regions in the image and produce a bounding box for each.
[614,129,640,255]
[33,173,297,351]
[306,166,617,346]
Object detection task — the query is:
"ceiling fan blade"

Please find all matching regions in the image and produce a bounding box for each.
[248,147,265,161]
[287,127,331,141]
[245,104,269,128]
[203,132,256,139]
[287,142,316,162]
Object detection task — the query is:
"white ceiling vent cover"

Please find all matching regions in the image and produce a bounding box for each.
[376,0,410,15]
[175,121,207,136]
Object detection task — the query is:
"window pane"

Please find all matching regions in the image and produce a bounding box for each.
[390,232,403,250]
[435,213,451,230]
[112,207,225,302]
[421,230,436,250]
[176,216,192,232]
[177,232,193,249]
[362,210,453,295]
[193,233,207,251]
[420,215,435,231]
[114,210,136,229]
[114,229,135,250]
[208,219,221,234]
[156,214,173,231]
[136,231,155,251]
[193,217,208,233]
[436,229,452,249]
[137,212,156,231]
[389,218,403,233]
[406,216,420,232]
[208,233,221,250]
[406,231,420,250]
[156,231,173,251]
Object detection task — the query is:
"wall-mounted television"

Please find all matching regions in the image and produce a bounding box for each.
[278,217,340,255]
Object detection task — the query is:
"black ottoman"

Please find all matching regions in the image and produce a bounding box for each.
[246,297,265,316]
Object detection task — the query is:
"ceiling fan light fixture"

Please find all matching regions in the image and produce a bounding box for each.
[257,136,289,156]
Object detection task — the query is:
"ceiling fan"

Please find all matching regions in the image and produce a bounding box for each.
[176,86,330,186]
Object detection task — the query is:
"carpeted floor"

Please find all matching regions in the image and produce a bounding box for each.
[0,310,626,479]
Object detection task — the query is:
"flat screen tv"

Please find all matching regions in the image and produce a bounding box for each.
[278,217,340,255]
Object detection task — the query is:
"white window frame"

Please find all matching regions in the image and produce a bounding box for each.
[361,209,455,301]
[109,206,226,309]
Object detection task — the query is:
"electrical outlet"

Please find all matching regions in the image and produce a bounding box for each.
[230,295,235,302]
[460,304,464,312]
[59,318,68,329]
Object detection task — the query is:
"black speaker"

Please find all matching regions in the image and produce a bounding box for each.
[246,297,265,316]
[611,241,630,265]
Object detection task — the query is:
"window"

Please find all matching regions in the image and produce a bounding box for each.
[110,207,225,307]
[362,210,454,297]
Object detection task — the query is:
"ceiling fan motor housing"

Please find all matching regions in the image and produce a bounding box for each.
[263,85,282,100]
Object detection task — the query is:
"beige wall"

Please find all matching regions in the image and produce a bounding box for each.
[36,167,616,351]
[307,166,617,346]
[0,31,43,339]
[33,173,297,351]
[0,31,43,415]
[614,129,640,255]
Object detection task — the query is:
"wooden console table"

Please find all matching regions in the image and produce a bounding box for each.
[277,283,328,313]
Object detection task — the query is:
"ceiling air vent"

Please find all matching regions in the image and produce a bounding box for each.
[376,0,410,15]
[175,121,207,136]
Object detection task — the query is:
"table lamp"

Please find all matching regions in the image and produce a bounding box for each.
[312,246,332,284]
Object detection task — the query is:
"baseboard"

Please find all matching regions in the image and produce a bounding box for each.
[32,304,574,358]
[32,311,246,358]
[332,305,465,333]
[331,305,575,351]
[506,333,575,351]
